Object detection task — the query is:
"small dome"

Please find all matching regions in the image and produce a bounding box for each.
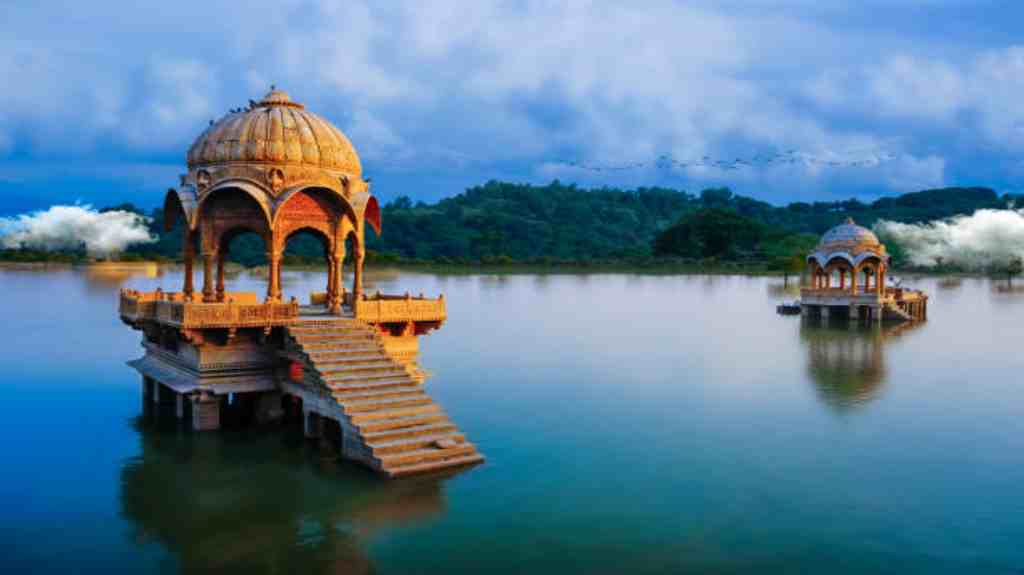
[186,88,361,176]
[818,218,881,250]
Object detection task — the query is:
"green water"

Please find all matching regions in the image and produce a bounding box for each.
[2,267,1022,574]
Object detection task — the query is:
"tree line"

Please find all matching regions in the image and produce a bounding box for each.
[1,181,1015,271]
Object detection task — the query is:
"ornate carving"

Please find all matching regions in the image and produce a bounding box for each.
[195,169,211,192]
[267,167,285,192]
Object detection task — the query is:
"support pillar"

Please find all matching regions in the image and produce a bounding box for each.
[266,250,282,302]
[254,392,284,424]
[175,393,185,420]
[352,244,364,302]
[821,306,831,320]
[327,254,342,314]
[215,253,226,302]
[202,250,216,302]
[183,231,195,300]
[303,409,323,439]
[192,393,221,431]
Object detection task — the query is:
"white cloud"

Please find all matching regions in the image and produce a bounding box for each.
[0,205,155,255]
[4,0,1024,201]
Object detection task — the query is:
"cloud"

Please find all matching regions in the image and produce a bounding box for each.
[3,1,1024,204]
[0,205,155,255]
[876,209,1024,269]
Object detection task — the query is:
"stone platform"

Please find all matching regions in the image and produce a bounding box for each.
[121,289,483,478]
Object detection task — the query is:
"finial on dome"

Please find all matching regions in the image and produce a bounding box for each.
[845,217,855,225]
[256,86,304,109]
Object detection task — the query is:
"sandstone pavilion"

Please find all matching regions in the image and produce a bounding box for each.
[801,218,927,323]
[120,88,483,478]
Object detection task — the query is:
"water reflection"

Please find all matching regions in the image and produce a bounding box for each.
[766,281,802,299]
[120,420,446,574]
[800,321,923,411]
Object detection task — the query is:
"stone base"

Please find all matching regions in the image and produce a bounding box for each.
[192,395,221,431]
[254,392,284,424]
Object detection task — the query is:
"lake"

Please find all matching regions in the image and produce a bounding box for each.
[1,266,1022,574]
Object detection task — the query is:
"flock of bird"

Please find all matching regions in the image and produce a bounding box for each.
[550,149,899,173]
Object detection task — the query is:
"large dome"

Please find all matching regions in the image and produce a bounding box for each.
[186,89,361,176]
[817,218,882,251]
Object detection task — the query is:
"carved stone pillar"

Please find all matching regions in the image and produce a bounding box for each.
[215,253,226,302]
[202,250,216,303]
[328,254,343,314]
[266,250,282,302]
[192,393,221,431]
[183,230,195,300]
[353,243,364,301]
[326,254,336,300]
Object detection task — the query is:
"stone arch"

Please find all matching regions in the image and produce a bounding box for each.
[272,185,357,233]
[193,184,274,302]
[196,180,274,233]
[163,188,197,232]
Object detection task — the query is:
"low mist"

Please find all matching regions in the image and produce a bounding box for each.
[875,209,1024,270]
[0,205,155,256]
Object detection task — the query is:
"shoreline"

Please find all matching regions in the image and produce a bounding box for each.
[0,259,1008,279]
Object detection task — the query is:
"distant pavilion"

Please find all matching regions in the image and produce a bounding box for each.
[801,218,927,323]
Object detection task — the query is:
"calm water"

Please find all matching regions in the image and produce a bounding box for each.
[2,267,1023,574]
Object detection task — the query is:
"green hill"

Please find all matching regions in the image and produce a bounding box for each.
[3,182,1015,269]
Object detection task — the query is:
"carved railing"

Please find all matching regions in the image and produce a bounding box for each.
[353,293,446,323]
[119,289,298,328]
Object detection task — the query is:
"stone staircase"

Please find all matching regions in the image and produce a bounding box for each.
[883,301,913,322]
[285,318,483,478]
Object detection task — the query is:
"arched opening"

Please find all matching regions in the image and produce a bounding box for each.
[273,187,356,313]
[195,186,273,302]
[281,227,331,304]
[163,189,198,298]
[216,227,268,302]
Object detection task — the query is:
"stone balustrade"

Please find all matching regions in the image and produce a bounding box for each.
[120,289,298,328]
[353,292,447,324]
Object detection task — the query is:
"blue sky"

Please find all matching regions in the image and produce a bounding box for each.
[2,0,1024,213]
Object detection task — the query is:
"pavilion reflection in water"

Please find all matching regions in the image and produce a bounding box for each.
[800,320,923,411]
[120,418,447,574]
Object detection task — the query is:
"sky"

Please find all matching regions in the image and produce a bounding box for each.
[2,0,1024,214]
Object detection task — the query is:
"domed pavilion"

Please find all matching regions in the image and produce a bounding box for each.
[801,218,927,323]
[119,89,483,478]
[164,87,379,312]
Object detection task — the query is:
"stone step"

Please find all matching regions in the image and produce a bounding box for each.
[321,370,410,384]
[341,394,434,414]
[290,327,375,338]
[292,333,377,344]
[318,362,405,376]
[364,432,466,455]
[305,347,383,360]
[311,354,393,367]
[297,341,382,353]
[333,386,426,403]
[290,321,363,329]
[375,443,478,468]
[321,370,412,384]
[362,421,458,443]
[355,412,450,433]
[384,452,486,478]
[292,317,360,327]
[348,403,443,424]
[326,378,421,394]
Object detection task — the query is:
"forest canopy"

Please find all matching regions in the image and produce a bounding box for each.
[2,181,1014,270]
